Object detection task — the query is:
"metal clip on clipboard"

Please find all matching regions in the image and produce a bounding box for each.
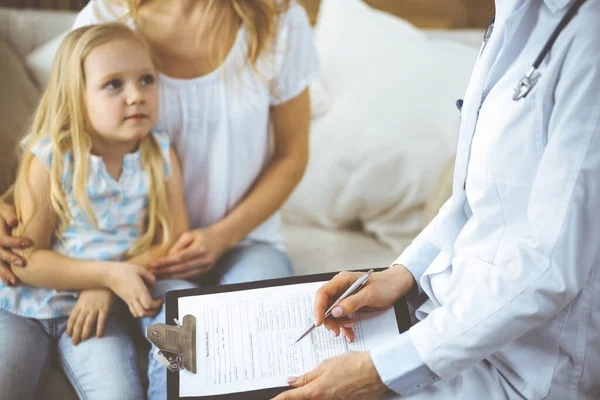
[145,314,197,374]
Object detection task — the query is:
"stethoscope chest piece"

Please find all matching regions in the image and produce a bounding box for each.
[513,67,540,101]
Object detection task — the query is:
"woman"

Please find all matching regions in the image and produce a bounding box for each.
[273,1,600,399]
[0,0,318,398]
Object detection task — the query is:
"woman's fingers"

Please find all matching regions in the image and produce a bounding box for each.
[0,257,19,286]
[167,233,195,256]
[153,247,206,270]
[154,254,212,278]
[0,235,30,251]
[0,202,19,227]
[0,215,30,267]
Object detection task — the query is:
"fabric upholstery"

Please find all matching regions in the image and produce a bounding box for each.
[0,39,40,195]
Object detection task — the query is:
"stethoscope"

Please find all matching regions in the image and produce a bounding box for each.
[457,0,587,111]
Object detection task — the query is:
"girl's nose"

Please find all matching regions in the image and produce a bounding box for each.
[126,83,145,105]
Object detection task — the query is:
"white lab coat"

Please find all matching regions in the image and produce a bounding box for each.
[388,0,600,399]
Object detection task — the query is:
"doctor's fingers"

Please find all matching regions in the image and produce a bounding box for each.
[322,317,356,337]
[272,369,323,400]
[314,271,365,326]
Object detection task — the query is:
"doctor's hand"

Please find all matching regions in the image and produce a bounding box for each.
[150,227,230,280]
[0,201,32,286]
[315,266,415,341]
[271,351,388,400]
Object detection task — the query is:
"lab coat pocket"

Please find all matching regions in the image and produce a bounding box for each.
[464,172,506,263]
[492,178,534,265]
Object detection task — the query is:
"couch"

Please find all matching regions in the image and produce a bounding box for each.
[0,0,483,398]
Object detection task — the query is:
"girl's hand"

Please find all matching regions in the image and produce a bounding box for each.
[151,228,231,280]
[0,201,32,286]
[105,262,162,318]
[66,288,114,345]
[314,266,415,341]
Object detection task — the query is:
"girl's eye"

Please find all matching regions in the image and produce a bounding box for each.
[141,74,155,86]
[105,79,123,90]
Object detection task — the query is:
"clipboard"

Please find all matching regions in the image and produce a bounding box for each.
[161,269,412,400]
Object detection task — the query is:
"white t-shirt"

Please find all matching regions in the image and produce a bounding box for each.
[73,0,320,251]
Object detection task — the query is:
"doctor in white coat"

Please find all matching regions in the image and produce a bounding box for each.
[273,0,600,399]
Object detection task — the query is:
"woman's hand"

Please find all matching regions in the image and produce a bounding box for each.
[66,288,115,345]
[272,351,388,400]
[150,227,231,280]
[0,201,32,286]
[315,266,415,341]
[105,262,162,318]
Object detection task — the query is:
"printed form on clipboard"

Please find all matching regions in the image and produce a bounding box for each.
[169,274,408,399]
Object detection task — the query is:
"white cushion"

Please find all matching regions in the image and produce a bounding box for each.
[282,0,479,253]
[282,224,396,276]
[25,31,68,89]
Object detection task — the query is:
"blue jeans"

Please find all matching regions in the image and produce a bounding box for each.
[142,241,293,400]
[0,309,143,400]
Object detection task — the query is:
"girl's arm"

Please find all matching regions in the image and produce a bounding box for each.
[212,89,310,246]
[126,147,189,268]
[11,157,143,290]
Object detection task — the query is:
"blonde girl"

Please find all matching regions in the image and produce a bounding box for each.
[0,22,188,399]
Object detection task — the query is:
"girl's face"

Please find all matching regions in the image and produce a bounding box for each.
[84,38,158,149]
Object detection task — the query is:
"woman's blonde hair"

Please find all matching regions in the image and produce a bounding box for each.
[121,0,292,72]
[15,23,171,257]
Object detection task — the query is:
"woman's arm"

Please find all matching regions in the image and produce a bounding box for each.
[212,88,310,246]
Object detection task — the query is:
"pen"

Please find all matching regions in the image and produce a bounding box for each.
[295,269,374,343]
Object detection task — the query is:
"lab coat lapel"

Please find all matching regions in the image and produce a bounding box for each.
[452,33,503,194]
[452,3,528,195]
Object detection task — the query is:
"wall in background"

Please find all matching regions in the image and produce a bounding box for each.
[3,0,495,29]
[301,0,494,28]
[2,0,87,9]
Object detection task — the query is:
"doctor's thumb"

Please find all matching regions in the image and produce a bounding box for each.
[331,292,366,318]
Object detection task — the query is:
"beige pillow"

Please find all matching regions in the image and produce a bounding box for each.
[0,39,40,195]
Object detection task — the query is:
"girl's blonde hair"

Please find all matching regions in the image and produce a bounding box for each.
[15,23,171,257]
[120,0,292,73]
